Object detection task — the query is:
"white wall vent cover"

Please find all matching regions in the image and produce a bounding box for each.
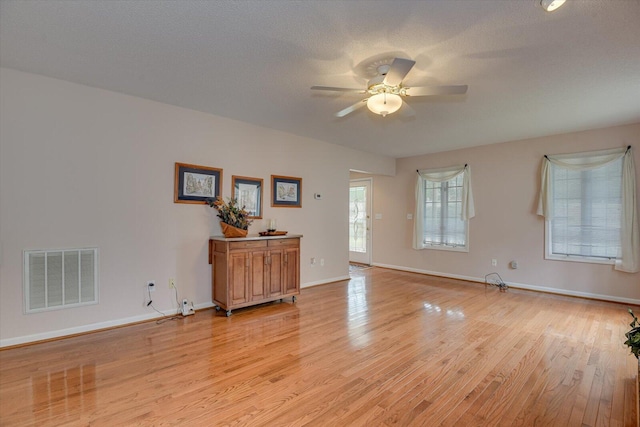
[24,248,99,313]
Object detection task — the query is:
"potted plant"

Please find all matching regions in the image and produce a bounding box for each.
[625,309,640,425]
[207,196,253,238]
[625,309,640,359]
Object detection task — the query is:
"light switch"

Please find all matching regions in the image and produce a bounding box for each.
[374,213,383,220]
[407,213,413,220]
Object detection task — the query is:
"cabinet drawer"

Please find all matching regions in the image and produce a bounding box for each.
[229,240,268,250]
[268,238,299,248]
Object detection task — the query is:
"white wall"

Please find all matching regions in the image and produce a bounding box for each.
[0,68,395,346]
[366,123,640,303]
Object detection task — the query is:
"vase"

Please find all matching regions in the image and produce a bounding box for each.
[220,222,248,238]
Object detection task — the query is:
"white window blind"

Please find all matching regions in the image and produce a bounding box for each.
[549,158,622,259]
[537,146,639,272]
[24,248,98,313]
[414,165,474,251]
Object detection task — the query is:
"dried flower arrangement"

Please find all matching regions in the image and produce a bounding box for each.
[207,197,253,237]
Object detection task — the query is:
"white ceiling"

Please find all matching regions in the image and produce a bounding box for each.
[1,0,639,158]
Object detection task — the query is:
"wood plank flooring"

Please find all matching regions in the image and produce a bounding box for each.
[1,267,638,426]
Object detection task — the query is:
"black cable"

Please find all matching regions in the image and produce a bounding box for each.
[146,284,182,324]
[484,272,508,292]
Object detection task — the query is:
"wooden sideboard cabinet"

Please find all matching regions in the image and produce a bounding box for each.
[209,235,301,316]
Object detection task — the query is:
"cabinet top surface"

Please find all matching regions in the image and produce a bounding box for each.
[210,234,303,242]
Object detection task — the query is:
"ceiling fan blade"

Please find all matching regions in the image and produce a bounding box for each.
[382,58,416,86]
[335,99,368,118]
[311,85,365,93]
[404,85,469,97]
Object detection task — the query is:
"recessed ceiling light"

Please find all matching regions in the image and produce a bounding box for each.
[540,0,566,12]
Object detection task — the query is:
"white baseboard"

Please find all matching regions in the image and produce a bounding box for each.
[194,302,216,311]
[0,301,217,348]
[8,263,634,348]
[372,262,640,306]
[302,275,350,288]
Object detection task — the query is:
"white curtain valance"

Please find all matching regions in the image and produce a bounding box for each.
[536,146,639,273]
[413,164,475,250]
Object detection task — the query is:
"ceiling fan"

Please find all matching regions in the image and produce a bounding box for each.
[311,57,468,118]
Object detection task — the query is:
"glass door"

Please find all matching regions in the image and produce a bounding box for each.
[349,179,372,265]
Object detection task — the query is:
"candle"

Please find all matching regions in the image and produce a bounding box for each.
[268,219,277,231]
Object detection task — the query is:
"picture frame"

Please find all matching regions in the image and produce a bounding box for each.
[271,175,302,208]
[174,162,222,204]
[232,175,263,219]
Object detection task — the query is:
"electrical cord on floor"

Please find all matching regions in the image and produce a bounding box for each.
[484,272,508,293]
[147,285,182,324]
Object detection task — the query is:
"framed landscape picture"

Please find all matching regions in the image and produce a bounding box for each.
[232,175,263,218]
[271,175,302,208]
[174,162,222,204]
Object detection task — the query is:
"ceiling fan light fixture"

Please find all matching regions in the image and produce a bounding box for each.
[367,93,402,117]
[540,0,566,12]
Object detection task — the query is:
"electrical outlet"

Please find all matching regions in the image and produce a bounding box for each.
[320,258,325,266]
[491,259,497,267]
[147,281,156,292]
[169,278,175,289]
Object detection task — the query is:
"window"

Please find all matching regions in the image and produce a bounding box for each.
[414,165,474,252]
[24,248,98,313]
[423,174,467,248]
[538,146,639,272]
[349,184,367,253]
[548,158,622,261]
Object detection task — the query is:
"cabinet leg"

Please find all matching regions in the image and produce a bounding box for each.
[214,305,221,311]
[226,310,232,317]
[292,296,297,303]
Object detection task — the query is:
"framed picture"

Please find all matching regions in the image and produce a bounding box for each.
[232,175,263,219]
[174,162,222,204]
[271,175,302,208]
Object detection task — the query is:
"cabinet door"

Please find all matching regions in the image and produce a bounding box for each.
[283,247,300,294]
[268,249,284,297]
[229,252,248,305]
[249,250,268,301]
[212,252,229,305]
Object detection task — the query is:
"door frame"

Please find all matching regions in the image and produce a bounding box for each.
[349,178,373,265]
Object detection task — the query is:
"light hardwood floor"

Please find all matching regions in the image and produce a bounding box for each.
[1,267,638,426]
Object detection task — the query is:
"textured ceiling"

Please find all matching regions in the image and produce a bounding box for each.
[1,0,639,159]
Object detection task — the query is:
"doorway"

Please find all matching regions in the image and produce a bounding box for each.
[349,178,372,265]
